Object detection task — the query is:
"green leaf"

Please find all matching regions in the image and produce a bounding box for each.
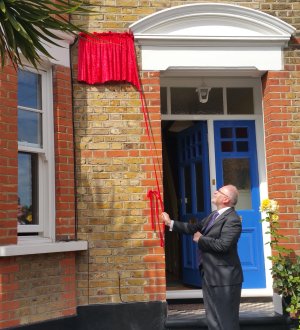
[0,0,92,68]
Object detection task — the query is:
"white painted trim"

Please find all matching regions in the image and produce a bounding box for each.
[0,237,87,257]
[17,65,56,240]
[166,288,273,300]
[130,3,295,72]
[140,46,284,71]
[130,3,295,42]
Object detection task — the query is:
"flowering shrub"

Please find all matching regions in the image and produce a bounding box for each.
[260,199,300,329]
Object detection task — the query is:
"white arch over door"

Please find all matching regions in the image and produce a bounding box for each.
[130,3,295,74]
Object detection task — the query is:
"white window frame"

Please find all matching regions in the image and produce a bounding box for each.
[161,76,262,117]
[17,64,55,241]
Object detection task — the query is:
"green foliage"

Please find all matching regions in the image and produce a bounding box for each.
[271,255,300,313]
[261,199,300,329]
[0,0,89,68]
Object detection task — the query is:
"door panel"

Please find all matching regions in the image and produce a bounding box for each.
[214,120,266,288]
[177,122,211,287]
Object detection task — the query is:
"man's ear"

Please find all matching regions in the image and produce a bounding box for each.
[224,197,231,206]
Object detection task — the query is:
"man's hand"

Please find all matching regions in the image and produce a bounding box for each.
[161,212,172,227]
[193,231,202,243]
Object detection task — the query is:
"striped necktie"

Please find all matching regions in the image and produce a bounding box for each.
[197,211,219,266]
[203,211,219,234]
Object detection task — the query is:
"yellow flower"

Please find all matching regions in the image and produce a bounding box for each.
[260,199,279,214]
[260,199,270,212]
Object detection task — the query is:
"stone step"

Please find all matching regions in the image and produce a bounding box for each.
[165,298,292,330]
[165,312,289,330]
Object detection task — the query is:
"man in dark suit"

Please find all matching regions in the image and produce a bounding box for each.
[161,184,243,330]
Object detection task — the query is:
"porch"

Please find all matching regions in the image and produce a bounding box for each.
[165,297,293,330]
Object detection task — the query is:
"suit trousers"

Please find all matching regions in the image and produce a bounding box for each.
[202,275,241,330]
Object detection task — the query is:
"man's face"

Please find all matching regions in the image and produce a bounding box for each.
[212,187,229,207]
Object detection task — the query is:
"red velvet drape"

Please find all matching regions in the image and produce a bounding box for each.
[78,32,141,90]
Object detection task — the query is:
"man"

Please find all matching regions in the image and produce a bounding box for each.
[161,184,243,330]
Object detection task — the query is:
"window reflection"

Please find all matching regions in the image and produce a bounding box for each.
[222,158,252,210]
[221,128,232,138]
[227,88,254,114]
[18,152,38,225]
[18,109,42,146]
[160,87,167,114]
[18,69,42,148]
[236,127,248,138]
[171,87,223,114]
[221,141,233,152]
[18,70,42,109]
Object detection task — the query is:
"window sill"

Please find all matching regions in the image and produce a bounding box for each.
[0,237,88,257]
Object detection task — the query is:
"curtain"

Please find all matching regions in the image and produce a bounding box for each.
[78,32,140,90]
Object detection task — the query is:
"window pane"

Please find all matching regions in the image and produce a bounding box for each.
[227,88,254,114]
[236,127,248,138]
[171,87,223,114]
[236,141,249,152]
[221,141,233,152]
[18,69,42,109]
[221,128,233,138]
[18,109,42,146]
[222,158,252,210]
[18,152,38,225]
[160,87,167,114]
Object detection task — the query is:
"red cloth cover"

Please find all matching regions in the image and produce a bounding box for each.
[78,32,141,90]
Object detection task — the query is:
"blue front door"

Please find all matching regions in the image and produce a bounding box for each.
[214,120,266,288]
[177,122,211,287]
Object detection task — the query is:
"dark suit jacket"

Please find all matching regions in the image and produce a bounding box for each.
[172,208,243,286]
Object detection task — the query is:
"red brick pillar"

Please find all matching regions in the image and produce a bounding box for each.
[262,71,300,253]
[0,64,18,245]
[140,71,166,301]
[53,65,76,240]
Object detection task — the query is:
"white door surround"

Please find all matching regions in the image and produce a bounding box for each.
[130,3,296,75]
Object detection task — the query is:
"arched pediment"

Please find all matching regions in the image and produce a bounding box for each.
[130,3,295,46]
[129,3,296,73]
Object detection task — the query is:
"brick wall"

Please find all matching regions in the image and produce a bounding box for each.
[0,258,19,328]
[262,37,300,253]
[72,0,300,306]
[0,63,78,328]
[0,64,18,246]
[53,65,76,240]
[0,253,76,329]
